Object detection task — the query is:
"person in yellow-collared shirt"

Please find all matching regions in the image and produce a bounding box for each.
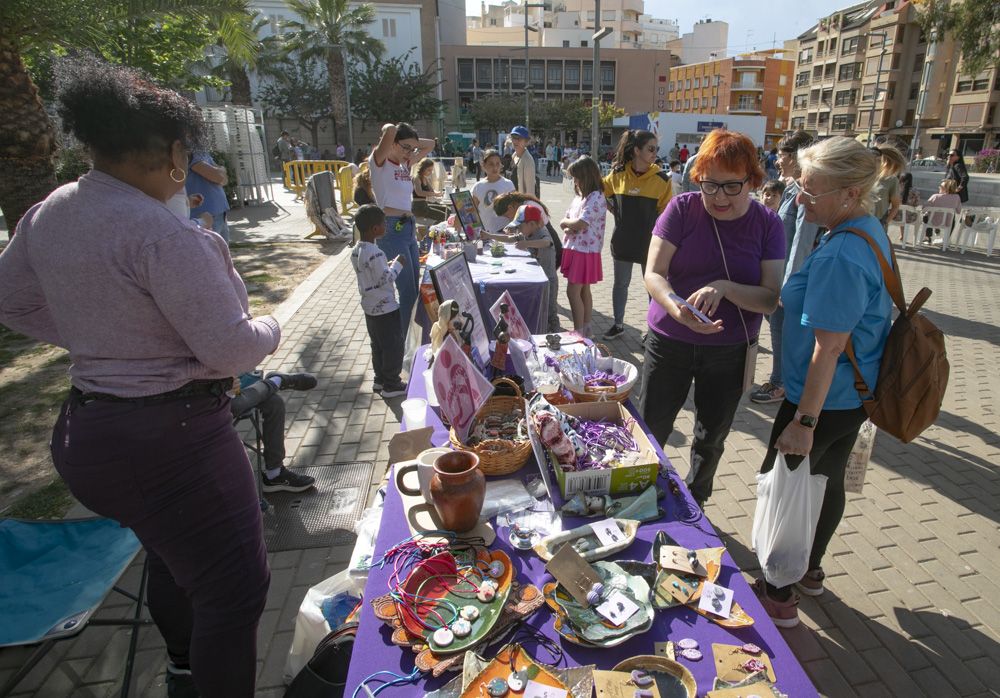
[602,129,673,339]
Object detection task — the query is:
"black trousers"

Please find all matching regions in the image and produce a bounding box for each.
[761,399,867,597]
[639,331,748,503]
[365,309,404,386]
[229,379,286,471]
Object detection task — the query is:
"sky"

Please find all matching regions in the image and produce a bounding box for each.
[465,0,849,55]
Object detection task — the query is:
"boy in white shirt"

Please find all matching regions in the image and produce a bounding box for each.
[350,205,408,397]
[471,150,515,234]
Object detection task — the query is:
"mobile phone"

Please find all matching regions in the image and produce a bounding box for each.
[669,292,713,324]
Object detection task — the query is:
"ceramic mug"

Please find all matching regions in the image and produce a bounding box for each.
[395,447,451,501]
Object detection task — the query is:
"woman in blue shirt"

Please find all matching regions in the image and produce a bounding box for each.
[187,151,230,241]
[753,137,895,628]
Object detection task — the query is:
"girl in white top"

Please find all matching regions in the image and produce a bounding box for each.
[472,150,515,234]
[367,122,435,334]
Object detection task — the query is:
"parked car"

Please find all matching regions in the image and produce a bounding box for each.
[910,156,947,172]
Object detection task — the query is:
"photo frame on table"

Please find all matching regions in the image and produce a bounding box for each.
[450,189,485,239]
[429,253,490,370]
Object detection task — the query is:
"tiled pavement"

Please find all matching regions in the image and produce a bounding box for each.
[2,180,998,697]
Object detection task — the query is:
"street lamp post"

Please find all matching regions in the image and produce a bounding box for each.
[865,31,888,146]
[591,19,613,156]
[910,29,937,162]
[523,3,546,129]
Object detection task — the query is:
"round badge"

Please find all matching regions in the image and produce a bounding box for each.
[452,619,472,638]
[460,605,480,621]
[679,648,703,661]
[488,560,505,578]
[432,627,454,647]
[677,638,699,650]
[507,670,527,692]
[486,677,509,697]
[742,642,762,655]
[477,586,496,603]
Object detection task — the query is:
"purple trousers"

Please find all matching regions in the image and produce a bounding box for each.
[51,391,269,697]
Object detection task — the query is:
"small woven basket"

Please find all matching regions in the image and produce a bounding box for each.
[562,343,635,403]
[449,377,533,476]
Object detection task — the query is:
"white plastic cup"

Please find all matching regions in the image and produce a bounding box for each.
[401,398,428,429]
[423,368,439,407]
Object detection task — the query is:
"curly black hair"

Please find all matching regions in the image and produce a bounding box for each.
[55,55,205,164]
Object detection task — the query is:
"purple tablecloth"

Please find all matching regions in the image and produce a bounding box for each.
[343,351,818,697]
[415,245,550,342]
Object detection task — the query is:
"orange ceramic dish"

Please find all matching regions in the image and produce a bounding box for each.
[460,644,567,698]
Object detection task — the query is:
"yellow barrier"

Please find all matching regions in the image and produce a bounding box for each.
[283,160,356,213]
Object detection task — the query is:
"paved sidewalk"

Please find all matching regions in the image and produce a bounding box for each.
[2,180,998,697]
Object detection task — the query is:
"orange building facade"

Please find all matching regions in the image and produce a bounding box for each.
[667,52,794,149]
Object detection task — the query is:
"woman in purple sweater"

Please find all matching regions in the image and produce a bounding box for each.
[0,58,279,697]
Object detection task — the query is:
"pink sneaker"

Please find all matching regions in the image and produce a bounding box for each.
[752,579,800,628]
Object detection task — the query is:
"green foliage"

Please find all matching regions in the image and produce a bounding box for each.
[350,51,445,129]
[598,101,627,126]
[54,147,92,184]
[257,56,335,141]
[914,0,1000,76]
[468,95,526,134]
[534,99,591,132]
[280,0,384,65]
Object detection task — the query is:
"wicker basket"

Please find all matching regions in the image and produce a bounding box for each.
[449,377,533,476]
[562,343,637,403]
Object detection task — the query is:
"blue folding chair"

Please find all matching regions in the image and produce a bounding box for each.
[0,518,152,697]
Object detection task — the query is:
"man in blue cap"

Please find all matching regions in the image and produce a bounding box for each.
[509,125,537,197]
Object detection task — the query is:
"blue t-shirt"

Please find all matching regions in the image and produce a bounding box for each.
[780,214,892,410]
[187,151,230,217]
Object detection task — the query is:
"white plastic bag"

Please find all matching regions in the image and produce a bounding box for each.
[283,569,364,685]
[751,454,828,588]
[845,420,876,495]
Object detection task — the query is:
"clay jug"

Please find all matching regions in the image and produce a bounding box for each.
[429,451,485,533]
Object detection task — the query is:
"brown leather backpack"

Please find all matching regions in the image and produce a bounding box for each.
[837,227,950,443]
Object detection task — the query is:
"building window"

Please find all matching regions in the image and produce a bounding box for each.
[702,97,708,107]
[583,63,593,84]
[956,79,973,93]
[458,59,473,84]
[791,116,805,129]
[686,79,691,89]
[381,18,397,38]
[973,76,990,91]
[675,99,682,109]
[477,61,491,83]
[800,47,813,63]
[712,96,718,108]
[566,64,580,84]
[694,77,701,88]
[776,95,785,108]
[685,99,690,109]
[913,53,925,72]
[775,118,783,129]
[563,40,570,47]
[905,108,915,124]
[842,36,860,54]
[548,63,562,85]
[669,81,674,91]
[580,40,588,47]
[834,88,857,106]
[779,74,787,86]
[793,95,808,109]
[601,64,614,88]
[909,82,920,100]
[832,114,855,130]
[891,53,901,70]
[796,71,810,87]
[838,63,861,80]
[530,63,544,84]
[513,65,526,84]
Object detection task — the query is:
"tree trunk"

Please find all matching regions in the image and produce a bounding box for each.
[0,36,58,237]
[326,49,346,146]
[227,65,253,106]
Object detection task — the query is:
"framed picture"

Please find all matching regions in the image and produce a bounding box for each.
[450,189,485,239]
[428,253,490,370]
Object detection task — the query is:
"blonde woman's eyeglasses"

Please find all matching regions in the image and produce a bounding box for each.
[794,180,843,205]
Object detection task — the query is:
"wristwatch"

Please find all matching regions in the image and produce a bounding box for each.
[795,410,818,429]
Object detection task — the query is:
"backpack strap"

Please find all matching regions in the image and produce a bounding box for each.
[829,226,905,402]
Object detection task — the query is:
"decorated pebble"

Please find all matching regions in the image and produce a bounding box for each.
[507,670,527,692]
[452,619,472,638]
[677,638,699,650]
[460,605,480,621]
[679,648,703,661]
[591,582,605,597]
[486,677,509,697]
[742,642,763,655]
[432,627,454,647]
[477,585,497,603]
[586,589,601,606]
[634,691,654,698]
[488,560,505,578]
[630,670,654,687]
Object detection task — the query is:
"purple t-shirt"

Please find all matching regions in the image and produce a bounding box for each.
[647,192,785,345]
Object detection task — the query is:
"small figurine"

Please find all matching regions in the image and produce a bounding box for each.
[454,312,475,357]
[429,299,460,364]
[491,303,510,371]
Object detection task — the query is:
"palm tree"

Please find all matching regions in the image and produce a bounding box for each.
[280,0,384,146]
[201,11,282,106]
[0,0,254,236]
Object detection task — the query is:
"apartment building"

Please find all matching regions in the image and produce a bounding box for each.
[666,51,794,149]
[787,0,997,157]
[465,0,722,61]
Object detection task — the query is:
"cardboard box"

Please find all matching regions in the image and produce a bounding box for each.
[529,401,660,500]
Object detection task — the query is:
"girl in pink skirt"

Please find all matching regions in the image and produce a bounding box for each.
[560,156,607,336]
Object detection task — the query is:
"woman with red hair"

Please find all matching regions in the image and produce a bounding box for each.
[640,129,785,508]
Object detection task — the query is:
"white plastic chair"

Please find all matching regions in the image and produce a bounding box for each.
[956,207,999,256]
[892,204,921,248]
[922,206,958,250]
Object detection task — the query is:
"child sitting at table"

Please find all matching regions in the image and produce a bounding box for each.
[489,203,560,332]
[472,149,515,234]
[350,204,408,398]
[560,156,607,338]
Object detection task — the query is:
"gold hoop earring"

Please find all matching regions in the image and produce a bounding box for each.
[169,168,186,183]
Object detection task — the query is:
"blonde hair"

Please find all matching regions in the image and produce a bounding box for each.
[797,136,880,214]
[940,179,958,194]
[875,143,906,178]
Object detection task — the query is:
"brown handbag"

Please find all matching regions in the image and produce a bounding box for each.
[836,227,950,443]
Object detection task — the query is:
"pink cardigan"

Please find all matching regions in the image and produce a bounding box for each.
[0,171,280,397]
